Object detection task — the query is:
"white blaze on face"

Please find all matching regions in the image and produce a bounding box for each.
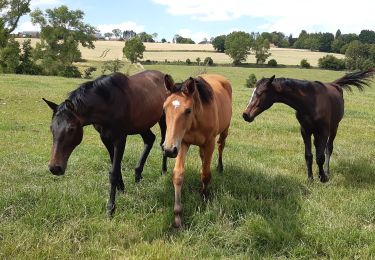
[172,100,180,109]
[248,87,257,107]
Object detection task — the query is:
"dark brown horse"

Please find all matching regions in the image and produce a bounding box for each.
[43,70,168,216]
[243,69,375,182]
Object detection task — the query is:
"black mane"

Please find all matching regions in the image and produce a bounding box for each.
[68,72,128,110]
[260,77,324,92]
[174,76,213,104]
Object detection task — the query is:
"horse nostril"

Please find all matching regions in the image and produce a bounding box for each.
[243,113,250,121]
[172,147,177,155]
[49,165,64,176]
[163,147,178,158]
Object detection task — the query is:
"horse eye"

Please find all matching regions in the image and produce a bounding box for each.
[185,108,192,115]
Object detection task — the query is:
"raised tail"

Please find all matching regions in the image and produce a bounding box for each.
[333,68,375,91]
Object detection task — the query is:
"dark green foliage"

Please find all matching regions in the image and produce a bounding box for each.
[59,66,82,78]
[204,57,214,66]
[261,31,289,47]
[359,30,375,44]
[212,35,226,52]
[137,32,154,42]
[300,59,311,68]
[123,37,145,63]
[196,57,201,65]
[318,55,346,70]
[161,38,167,43]
[101,59,125,74]
[0,0,31,48]
[16,39,42,75]
[0,38,20,73]
[186,58,191,65]
[253,36,271,64]
[83,67,97,79]
[30,5,97,76]
[293,31,334,52]
[175,35,195,44]
[268,59,278,67]
[345,41,375,70]
[245,73,257,88]
[225,31,253,65]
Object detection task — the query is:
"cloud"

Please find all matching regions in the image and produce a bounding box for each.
[31,0,61,8]
[16,21,40,32]
[178,29,210,43]
[96,22,145,34]
[153,0,375,35]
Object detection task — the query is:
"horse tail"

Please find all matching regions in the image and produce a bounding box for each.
[333,68,375,91]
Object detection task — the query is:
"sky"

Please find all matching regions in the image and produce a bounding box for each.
[16,0,375,42]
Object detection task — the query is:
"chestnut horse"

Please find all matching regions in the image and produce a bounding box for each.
[163,74,232,228]
[43,70,168,216]
[243,69,375,182]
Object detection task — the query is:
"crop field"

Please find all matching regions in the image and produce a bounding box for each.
[17,38,344,66]
[1,65,374,258]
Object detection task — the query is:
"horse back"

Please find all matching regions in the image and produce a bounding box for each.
[199,74,232,133]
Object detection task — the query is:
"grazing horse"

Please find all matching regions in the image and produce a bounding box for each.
[163,74,232,228]
[43,70,168,216]
[242,69,375,182]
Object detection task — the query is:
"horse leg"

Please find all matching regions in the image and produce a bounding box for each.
[216,127,229,173]
[313,131,329,183]
[134,129,155,182]
[325,127,337,177]
[99,131,124,193]
[200,139,215,197]
[300,126,313,181]
[158,114,168,175]
[107,135,127,216]
[172,143,189,228]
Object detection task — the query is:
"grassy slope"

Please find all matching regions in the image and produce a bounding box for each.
[0,66,374,258]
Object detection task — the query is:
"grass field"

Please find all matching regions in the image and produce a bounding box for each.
[1,65,375,258]
[17,38,344,66]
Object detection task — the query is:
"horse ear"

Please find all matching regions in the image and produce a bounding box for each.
[64,99,75,111]
[183,77,195,95]
[268,75,275,85]
[42,98,58,112]
[164,74,175,92]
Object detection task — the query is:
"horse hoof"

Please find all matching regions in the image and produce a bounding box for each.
[117,182,125,193]
[216,164,223,173]
[135,174,143,183]
[161,170,167,175]
[307,177,314,183]
[319,174,329,183]
[173,216,182,229]
[107,204,116,218]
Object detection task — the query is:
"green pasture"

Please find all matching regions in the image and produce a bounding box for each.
[0,65,374,258]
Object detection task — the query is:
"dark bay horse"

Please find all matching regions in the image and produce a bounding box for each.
[163,74,232,228]
[243,69,375,182]
[43,70,168,215]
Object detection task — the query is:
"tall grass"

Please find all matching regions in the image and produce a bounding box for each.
[0,66,374,258]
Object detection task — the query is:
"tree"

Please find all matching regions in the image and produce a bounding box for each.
[359,30,375,44]
[345,40,375,70]
[335,29,342,39]
[224,31,253,65]
[104,32,113,38]
[175,35,195,44]
[123,30,136,40]
[16,39,42,75]
[151,32,158,42]
[138,32,154,42]
[161,38,167,43]
[112,28,122,39]
[31,5,97,76]
[253,36,271,64]
[318,55,345,70]
[0,0,31,48]
[0,38,20,73]
[212,35,226,52]
[123,37,145,63]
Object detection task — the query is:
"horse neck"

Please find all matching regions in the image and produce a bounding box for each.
[274,84,311,112]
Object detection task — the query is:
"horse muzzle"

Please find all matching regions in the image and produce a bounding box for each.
[48,164,65,176]
[242,112,254,123]
[163,146,178,158]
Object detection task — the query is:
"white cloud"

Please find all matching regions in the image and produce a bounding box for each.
[178,29,210,43]
[154,0,375,35]
[16,21,40,32]
[96,22,145,34]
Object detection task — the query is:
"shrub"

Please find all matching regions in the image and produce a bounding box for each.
[59,66,82,78]
[204,57,213,66]
[83,66,97,79]
[267,59,277,67]
[245,73,257,88]
[101,59,125,74]
[186,58,191,65]
[318,55,346,70]
[196,57,201,65]
[300,59,311,68]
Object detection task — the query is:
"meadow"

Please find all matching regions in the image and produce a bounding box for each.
[17,38,344,66]
[1,65,375,258]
